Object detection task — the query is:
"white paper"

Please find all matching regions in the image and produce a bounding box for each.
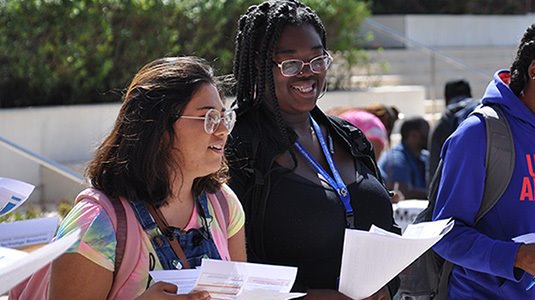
[151,259,302,300]
[513,233,535,244]
[0,216,59,248]
[0,177,35,216]
[150,269,200,294]
[0,247,28,269]
[0,228,80,294]
[339,218,453,299]
[392,200,429,233]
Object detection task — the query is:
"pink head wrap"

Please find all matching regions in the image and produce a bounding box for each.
[339,110,388,148]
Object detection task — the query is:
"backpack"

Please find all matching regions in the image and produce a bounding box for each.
[9,188,231,299]
[8,189,134,300]
[397,104,515,300]
[428,98,480,181]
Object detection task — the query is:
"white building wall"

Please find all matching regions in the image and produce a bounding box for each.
[0,104,120,208]
[364,14,535,48]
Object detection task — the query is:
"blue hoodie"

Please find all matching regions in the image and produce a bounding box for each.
[433,70,535,299]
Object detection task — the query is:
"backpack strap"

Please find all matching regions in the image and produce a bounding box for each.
[75,188,142,299]
[109,197,127,281]
[471,105,515,223]
[210,188,230,238]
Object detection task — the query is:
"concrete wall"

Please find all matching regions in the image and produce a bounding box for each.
[0,86,424,209]
[363,14,535,48]
[318,85,426,118]
[0,104,120,208]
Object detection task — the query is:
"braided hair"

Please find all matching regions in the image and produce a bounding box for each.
[510,24,535,97]
[232,0,327,148]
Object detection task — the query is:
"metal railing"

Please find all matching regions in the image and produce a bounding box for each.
[0,135,84,185]
[364,18,490,101]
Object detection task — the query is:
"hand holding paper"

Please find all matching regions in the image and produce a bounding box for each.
[151,259,305,300]
[338,218,453,299]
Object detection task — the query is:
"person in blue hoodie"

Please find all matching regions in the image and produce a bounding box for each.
[432,24,535,299]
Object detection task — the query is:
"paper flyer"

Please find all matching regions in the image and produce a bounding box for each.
[151,259,305,300]
[0,177,35,216]
[339,218,454,299]
[0,216,59,249]
[0,228,80,294]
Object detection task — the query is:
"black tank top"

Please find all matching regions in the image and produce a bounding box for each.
[263,159,394,291]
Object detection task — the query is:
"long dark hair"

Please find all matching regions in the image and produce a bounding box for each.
[510,24,535,97]
[232,0,327,148]
[86,56,228,206]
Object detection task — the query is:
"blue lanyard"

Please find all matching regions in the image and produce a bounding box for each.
[294,116,353,215]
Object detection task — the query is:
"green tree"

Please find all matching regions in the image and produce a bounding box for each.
[0,0,371,107]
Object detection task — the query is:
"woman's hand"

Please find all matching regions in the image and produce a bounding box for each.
[303,286,390,300]
[303,289,352,299]
[362,286,391,300]
[515,243,535,275]
[135,282,210,300]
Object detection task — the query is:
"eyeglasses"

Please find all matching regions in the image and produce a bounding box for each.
[273,53,333,77]
[180,109,236,134]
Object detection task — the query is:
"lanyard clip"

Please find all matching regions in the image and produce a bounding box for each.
[346,212,355,229]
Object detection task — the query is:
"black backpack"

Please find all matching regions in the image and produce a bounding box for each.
[397,105,515,300]
[428,98,480,182]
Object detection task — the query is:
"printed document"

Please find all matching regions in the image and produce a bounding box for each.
[0,177,35,216]
[339,218,454,299]
[0,228,80,294]
[151,259,305,299]
[0,216,59,249]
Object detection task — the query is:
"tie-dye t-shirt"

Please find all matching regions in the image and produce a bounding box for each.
[55,184,244,298]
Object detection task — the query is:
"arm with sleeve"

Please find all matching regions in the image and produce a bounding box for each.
[432,116,521,281]
[55,200,117,271]
[220,184,245,238]
[378,145,411,184]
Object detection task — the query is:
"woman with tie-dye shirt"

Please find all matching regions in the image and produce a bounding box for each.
[48,56,246,300]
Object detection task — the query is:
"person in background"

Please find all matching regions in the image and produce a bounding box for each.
[48,57,246,299]
[338,109,389,159]
[378,116,430,200]
[327,103,401,145]
[226,1,399,299]
[428,79,479,181]
[432,24,535,298]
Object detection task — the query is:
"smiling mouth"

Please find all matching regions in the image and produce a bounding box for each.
[291,81,316,95]
[209,144,223,151]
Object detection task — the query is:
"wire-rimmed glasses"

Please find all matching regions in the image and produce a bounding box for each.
[180,109,236,134]
[273,53,333,77]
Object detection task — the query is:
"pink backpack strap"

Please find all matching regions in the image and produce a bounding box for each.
[74,188,142,299]
[210,189,230,239]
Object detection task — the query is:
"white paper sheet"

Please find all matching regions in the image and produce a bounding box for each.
[150,259,304,300]
[0,216,59,248]
[150,269,200,294]
[339,218,453,299]
[513,233,535,244]
[0,228,80,294]
[0,177,35,216]
[0,247,28,269]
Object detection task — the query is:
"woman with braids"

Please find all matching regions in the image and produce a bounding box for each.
[431,24,535,298]
[225,1,399,298]
[15,57,246,299]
